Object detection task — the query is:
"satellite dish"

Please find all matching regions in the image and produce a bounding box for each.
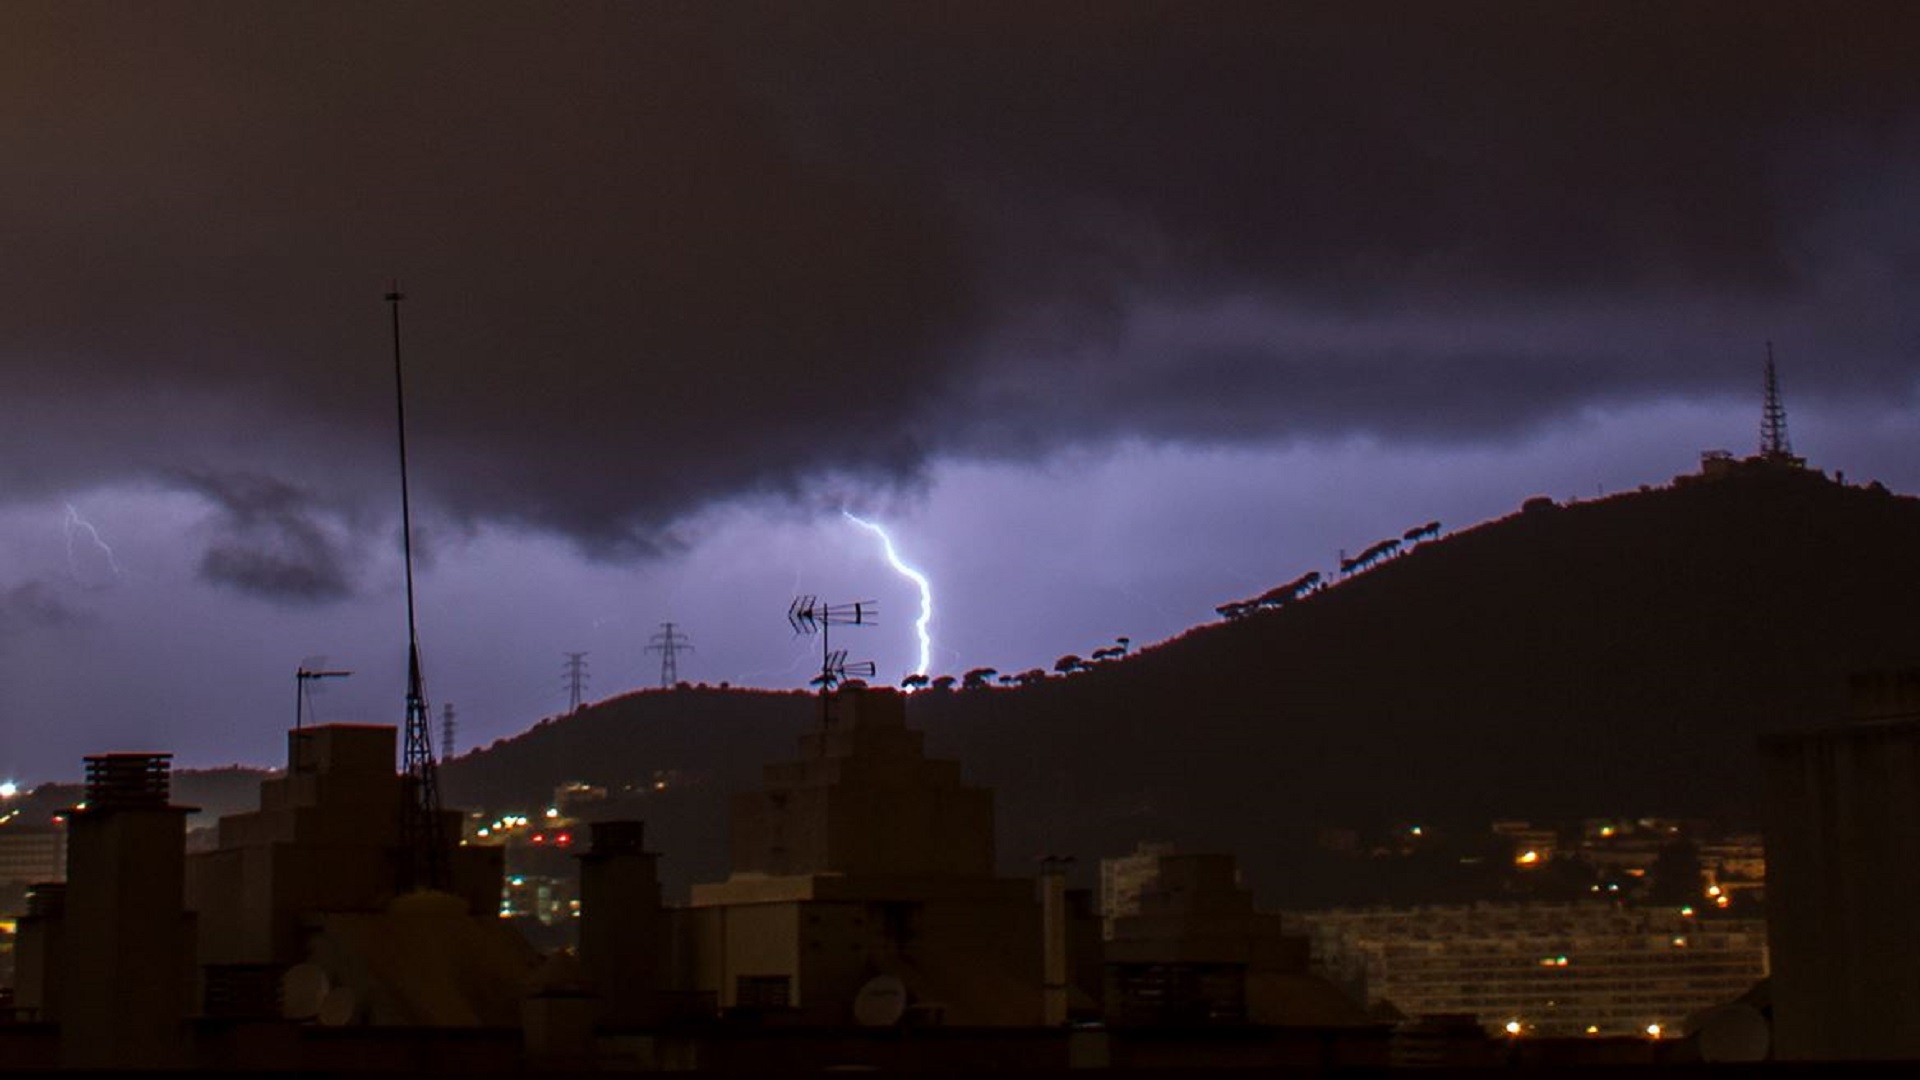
[1694,1004,1769,1063]
[281,963,331,1020]
[317,986,359,1027]
[852,975,907,1027]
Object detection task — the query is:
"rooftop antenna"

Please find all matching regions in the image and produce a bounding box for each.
[387,284,446,892]
[1761,342,1792,460]
[647,621,694,689]
[294,661,352,730]
[787,596,877,729]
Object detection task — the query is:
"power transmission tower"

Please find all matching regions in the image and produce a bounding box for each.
[441,702,457,761]
[563,652,590,712]
[647,622,694,688]
[388,285,447,893]
[1760,342,1792,460]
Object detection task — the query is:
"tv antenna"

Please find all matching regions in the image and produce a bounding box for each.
[294,661,352,730]
[647,622,694,688]
[788,596,877,729]
[387,284,446,892]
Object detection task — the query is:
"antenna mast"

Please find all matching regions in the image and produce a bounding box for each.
[388,285,446,892]
[647,621,694,688]
[787,596,877,731]
[294,665,351,730]
[1761,342,1792,460]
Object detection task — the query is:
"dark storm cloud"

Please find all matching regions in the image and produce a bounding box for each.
[183,471,358,604]
[0,582,79,636]
[2,2,1916,551]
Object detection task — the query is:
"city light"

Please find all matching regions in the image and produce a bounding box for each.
[0,781,18,799]
[1504,1020,1522,1036]
[1646,1023,1663,1039]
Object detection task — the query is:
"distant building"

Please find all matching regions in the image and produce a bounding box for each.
[1289,902,1767,1037]
[1102,848,1361,1028]
[0,823,65,898]
[682,686,1046,1025]
[1761,669,1920,1060]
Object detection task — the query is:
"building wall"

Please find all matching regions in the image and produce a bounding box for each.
[1762,684,1920,1060]
[1290,902,1767,1037]
[61,802,195,1067]
[728,691,993,879]
[688,688,1040,1026]
[0,825,64,886]
[1100,841,1177,932]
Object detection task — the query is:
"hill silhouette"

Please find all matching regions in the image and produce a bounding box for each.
[443,465,1920,904]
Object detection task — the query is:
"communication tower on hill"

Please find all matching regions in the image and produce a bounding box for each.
[1761,342,1793,460]
[386,286,446,893]
[647,621,694,688]
[441,702,456,760]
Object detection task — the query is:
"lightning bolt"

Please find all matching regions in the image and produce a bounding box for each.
[843,510,933,679]
[63,503,125,581]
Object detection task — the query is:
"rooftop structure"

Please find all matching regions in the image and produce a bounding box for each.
[684,686,1044,1025]
[185,723,519,1023]
[15,753,197,1067]
[1102,848,1354,1028]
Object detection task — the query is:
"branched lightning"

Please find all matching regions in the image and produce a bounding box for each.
[843,510,933,679]
[63,503,124,581]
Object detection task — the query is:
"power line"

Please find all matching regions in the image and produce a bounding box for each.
[646,622,694,688]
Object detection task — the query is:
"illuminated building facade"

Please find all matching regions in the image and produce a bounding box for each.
[1289,902,1767,1037]
[1099,840,1177,936]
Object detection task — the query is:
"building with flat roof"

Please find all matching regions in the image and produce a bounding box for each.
[1289,902,1767,1038]
[683,686,1045,1025]
[184,724,525,1024]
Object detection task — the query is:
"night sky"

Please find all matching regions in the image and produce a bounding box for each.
[3,3,1918,782]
